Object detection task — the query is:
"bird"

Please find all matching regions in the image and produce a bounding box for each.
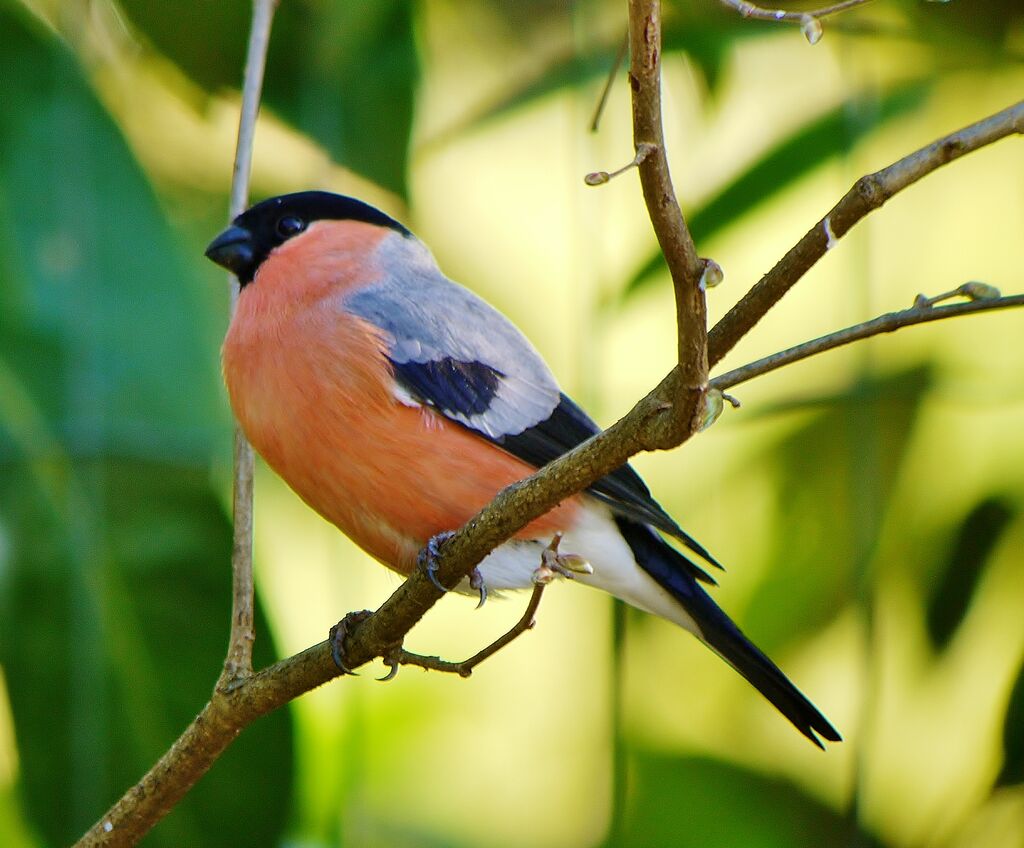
[205,190,841,748]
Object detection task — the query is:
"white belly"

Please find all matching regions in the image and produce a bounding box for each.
[459,498,701,638]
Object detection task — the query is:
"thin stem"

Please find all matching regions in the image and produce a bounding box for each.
[382,583,547,679]
[628,0,708,432]
[220,0,278,686]
[72,2,278,843]
[721,0,874,23]
[708,99,1024,369]
[590,30,629,133]
[711,293,1024,391]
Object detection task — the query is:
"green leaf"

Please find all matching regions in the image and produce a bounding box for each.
[430,16,756,145]
[925,497,1014,651]
[741,367,933,650]
[0,6,292,845]
[618,750,877,848]
[118,0,418,197]
[998,662,1024,788]
[620,82,931,300]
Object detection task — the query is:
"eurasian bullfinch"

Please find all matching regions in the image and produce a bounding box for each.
[205,191,840,748]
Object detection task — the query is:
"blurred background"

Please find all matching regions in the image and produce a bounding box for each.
[1,0,1023,845]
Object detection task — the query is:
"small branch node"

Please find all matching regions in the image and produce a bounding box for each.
[800,14,824,44]
[698,388,727,432]
[914,281,1002,309]
[535,532,592,584]
[699,258,725,291]
[585,142,658,187]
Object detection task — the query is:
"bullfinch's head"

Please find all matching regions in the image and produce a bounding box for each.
[205,191,411,285]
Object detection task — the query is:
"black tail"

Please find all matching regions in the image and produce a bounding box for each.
[617,519,841,748]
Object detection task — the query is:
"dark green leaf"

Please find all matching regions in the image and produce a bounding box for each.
[616,750,879,848]
[621,82,931,300]
[268,2,417,198]
[904,0,1024,61]
[0,7,292,845]
[741,367,933,650]
[926,497,1014,651]
[998,662,1024,788]
[118,0,418,197]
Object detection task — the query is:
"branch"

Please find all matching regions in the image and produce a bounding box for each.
[722,0,873,19]
[219,0,278,686]
[707,99,1024,369]
[628,0,708,434]
[711,291,1024,391]
[71,372,691,848]
[721,0,875,43]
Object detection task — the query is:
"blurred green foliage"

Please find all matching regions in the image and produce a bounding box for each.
[0,5,292,845]
[0,0,1021,846]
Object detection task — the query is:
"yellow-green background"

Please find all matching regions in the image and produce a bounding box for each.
[1,1,1022,846]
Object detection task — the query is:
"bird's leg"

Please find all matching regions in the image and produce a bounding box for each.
[328,609,374,674]
[417,530,487,608]
[532,532,592,584]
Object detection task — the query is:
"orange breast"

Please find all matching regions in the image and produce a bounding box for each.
[222,228,578,574]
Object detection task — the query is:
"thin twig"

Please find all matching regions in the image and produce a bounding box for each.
[707,99,1024,369]
[585,142,656,186]
[629,0,708,434]
[219,0,278,687]
[382,583,548,679]
[721,0,874,22]
[711,292,1024,391]
[590,30,629,132]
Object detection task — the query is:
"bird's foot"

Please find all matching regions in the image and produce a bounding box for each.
[417,530,456,592]
[532,532,593,585]
[329,609,374,674]
[417,530,487,608]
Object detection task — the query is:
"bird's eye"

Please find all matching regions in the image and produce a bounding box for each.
[275,215,306,238]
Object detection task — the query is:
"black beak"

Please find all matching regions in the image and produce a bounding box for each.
[205,225,256,280]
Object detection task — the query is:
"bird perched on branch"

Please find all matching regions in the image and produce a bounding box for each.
[206,191,840,748]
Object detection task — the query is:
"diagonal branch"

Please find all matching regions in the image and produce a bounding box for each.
[711,291,1024,391]
[708,99,1024,369]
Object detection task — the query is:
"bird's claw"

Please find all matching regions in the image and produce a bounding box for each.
[329,609,374,674]
[470,567,488,609]
[533,532,592,585]
[418,531,488,607]
[417,530,457,593]
[378,650,401,682]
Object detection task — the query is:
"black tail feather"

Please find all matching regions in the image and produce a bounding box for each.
[616,519,841,748]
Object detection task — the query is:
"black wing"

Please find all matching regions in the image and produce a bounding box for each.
[391,356,720,583]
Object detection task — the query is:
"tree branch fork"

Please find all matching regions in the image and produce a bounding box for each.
[73,0,1024,841]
